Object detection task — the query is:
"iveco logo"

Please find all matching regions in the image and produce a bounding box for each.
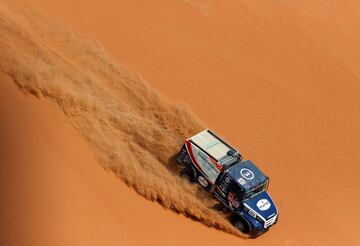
[257,199,271,211]
[240,168,254,180]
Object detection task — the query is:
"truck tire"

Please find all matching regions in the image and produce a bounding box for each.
[180,171,191,182]
[180,167,196,182]
[232,217,250,233]
[176,149,186,164]
[213,203,226,212]
[234,220,246,232]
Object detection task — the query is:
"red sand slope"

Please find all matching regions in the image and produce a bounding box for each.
[1,0,360,245]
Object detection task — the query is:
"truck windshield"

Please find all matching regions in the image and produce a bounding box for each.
[243,180,268,200]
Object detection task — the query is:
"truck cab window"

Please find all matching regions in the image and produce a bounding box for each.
[243,180,268,200]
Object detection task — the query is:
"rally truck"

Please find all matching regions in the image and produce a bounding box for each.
[176,129,278,236]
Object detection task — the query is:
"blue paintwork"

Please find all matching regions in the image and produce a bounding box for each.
[244,191,278,220]
[233,191,278,233]
[238,210,264,231]
[227,160,268,192]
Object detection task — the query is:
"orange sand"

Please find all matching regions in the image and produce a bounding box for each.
[1,0,360,245]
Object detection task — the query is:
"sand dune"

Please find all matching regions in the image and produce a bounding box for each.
[0,73,242,246]
[0,0,241,236]
[1,0,360,245]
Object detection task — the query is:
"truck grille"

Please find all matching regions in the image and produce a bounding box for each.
[264,215,277,229]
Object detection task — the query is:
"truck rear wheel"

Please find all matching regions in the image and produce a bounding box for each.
[176,147,187,164]
[213,203,224,211]
[180,171,191,182]
[180,167,196,182]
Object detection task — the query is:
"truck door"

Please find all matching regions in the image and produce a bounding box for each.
[213,174,242,209]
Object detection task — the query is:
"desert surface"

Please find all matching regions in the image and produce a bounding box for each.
[1,0,359,245]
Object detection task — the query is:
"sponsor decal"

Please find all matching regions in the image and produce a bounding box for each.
[216,187,226,197]
[228,192,240,208]
[227,192,235,202]
[237,178,246,185]
[240,168,254,180]
[232,199,240,208]
[198,176,208,187]
[219,183,227,193]
[267,213,276,219]
[257,199,271,211]
[185,141,214,184]
[225,176,231,183]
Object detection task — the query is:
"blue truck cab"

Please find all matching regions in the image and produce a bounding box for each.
[176,129,278,236]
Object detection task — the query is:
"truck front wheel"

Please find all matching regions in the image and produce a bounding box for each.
[232,217,250,233]
[234,221,245,232]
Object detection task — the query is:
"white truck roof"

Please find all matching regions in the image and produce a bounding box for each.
[189,129,237,162]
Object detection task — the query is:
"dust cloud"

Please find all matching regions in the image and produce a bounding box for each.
[0,1,241,236]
